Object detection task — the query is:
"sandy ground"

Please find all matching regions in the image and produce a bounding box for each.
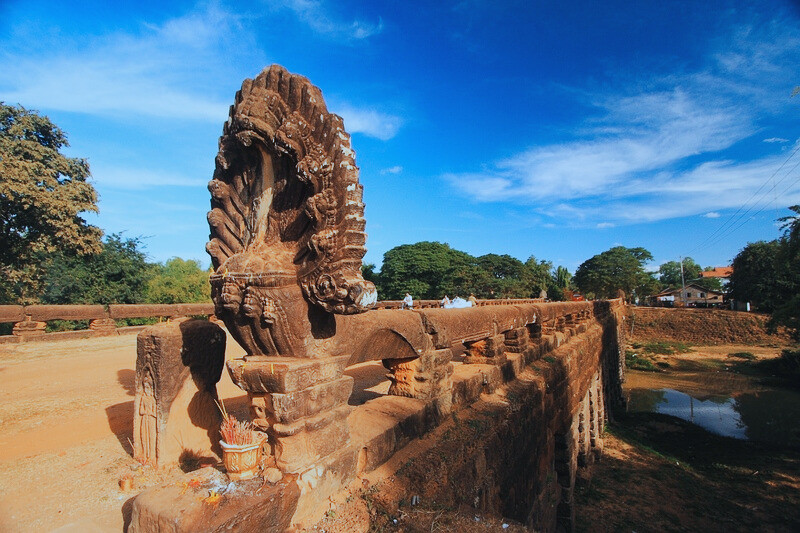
[0,332,251,533]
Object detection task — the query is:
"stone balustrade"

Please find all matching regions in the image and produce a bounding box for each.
[0,303,215,343]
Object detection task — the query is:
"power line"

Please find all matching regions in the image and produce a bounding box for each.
[686,142,800,255]
[699,161,800,251]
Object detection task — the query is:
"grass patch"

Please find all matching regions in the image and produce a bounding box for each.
[636,340,692,355]
[625,350,661,372]
[543,355,556,364]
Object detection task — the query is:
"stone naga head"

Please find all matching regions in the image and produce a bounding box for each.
[207,65,377,357]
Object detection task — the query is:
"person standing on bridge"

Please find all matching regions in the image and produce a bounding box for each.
[440,295,450,308]
[402,293,414,310]
[468,293,478,306]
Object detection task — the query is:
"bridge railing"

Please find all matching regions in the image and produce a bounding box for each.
[0,298,554,344]
[0,303,215,344]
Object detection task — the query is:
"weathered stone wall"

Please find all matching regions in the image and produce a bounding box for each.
[630,307,788,345]
[360,301,625,532]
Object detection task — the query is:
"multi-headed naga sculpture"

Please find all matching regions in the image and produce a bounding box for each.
[207,65,377,358]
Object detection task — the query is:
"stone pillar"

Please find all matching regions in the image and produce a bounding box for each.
[464,334,508,365]
[134,319,226,467]
[227,355,353,473]
[89,317,117,336]
[12,316,46,338]
[504,327,530,353]
[577,390,592,467]
[384,348,454,418]
[554,413,579,533]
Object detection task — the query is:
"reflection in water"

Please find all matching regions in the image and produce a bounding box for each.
[627,387,800,445]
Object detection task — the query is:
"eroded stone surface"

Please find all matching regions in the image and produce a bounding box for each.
[133,319,226,466]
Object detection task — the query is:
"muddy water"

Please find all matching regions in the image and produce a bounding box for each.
[625,370,800,445]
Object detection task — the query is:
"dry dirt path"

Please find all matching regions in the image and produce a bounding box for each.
[0,332,248,533]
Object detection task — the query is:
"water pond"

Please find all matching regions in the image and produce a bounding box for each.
[625,371,800,445]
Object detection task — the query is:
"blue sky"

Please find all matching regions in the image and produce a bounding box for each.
[2,0,799,276]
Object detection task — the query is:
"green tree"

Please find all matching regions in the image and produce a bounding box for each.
[658,258,701,288]
[770,205,800,340]
[361,262,379,286]
[477,253,532,298]
[378,241,486,300]
[573,246,654,300]
[41,234,149,304]
[553,266,572,291]
[525,256,555,298]
[146,258,211,303]
[728,240,783,313]
[0,103,102,302]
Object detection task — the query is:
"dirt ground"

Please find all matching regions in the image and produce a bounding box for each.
[0,332,250,533]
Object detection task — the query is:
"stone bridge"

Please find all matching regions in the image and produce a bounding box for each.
[130,298,626,532]
[87,65,627,532]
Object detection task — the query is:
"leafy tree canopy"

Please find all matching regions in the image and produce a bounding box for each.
[728,240,783,313]
[659,258,701,288]
[378,241,486,300]
[0,103,102,303]
[769,205,800,340]
[41,234,149,305]
[146,257,211,304]
[573,246,653,300]
[477,253,532,298]
[658,258,723,293]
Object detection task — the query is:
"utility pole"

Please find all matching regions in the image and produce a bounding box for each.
[679,256,687,308]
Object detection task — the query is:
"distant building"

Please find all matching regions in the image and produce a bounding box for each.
[700,266,733,283]
[651,283,724,307]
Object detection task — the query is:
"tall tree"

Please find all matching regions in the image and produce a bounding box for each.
[525,256,554,297]
[770,205,800,340]
[658,258,701,288]
[573,246,653,300]
[728,240,783,313]
[477,253,532,298]
[378,241,486,300]
[0,103,101,303]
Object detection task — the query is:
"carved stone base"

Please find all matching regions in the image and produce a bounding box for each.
[385,348,454,401]
[504,326,530,353]
[464,334,508,365]
[227,355,354,473]
[12,318,45,337]
[89,318,117,335]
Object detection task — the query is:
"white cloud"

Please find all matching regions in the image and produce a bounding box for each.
[275,0,383,41]
[380,165,403,175]
[704,212,721,218]
[0,5,245,121]
[332,103,403,140]
[764,137,789,143]
[445,18,800,227]
[596,222,615,228]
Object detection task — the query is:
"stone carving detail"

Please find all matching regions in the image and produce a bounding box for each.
[207,65,377,357]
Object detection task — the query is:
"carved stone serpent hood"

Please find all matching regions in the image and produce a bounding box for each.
[207,65,377,356]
